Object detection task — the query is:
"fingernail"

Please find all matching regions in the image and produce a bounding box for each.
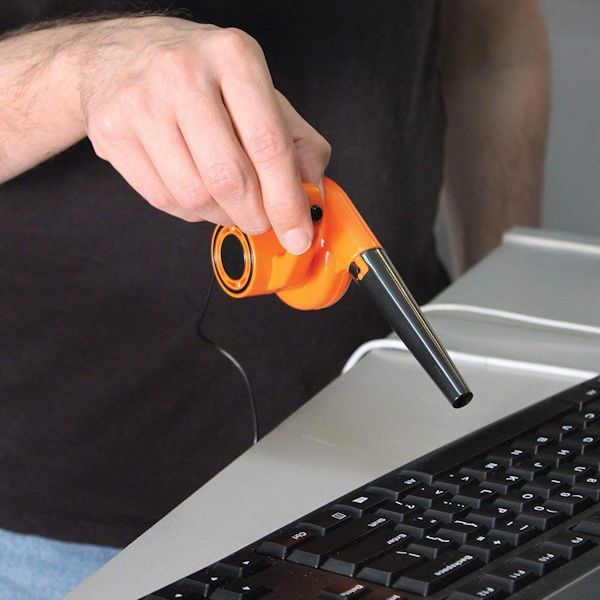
[318,177,324,198]
[281,228,312,255]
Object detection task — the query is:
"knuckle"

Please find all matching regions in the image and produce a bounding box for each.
[319,136,332,162]
[245,223,270,236]
[177,183,211,211]
[204,161,247,202]
[247,129,291,165]
[217,27,261,56]
[88,110,128,142]
[156,45,194,82]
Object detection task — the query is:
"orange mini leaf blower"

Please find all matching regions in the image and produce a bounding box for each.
[211,177,473,408]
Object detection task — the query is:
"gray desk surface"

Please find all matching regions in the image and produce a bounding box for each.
[68,228,600,600]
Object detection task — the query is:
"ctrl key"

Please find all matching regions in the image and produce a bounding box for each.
[318,583,371,599]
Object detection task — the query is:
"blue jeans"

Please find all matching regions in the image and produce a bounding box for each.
[0,528,120,599]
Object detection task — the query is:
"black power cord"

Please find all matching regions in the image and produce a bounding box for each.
[195,274,260,445]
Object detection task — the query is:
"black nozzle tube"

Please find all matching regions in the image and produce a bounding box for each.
[351,248,473,408]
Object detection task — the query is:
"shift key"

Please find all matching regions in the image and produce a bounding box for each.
[395,551,483,595]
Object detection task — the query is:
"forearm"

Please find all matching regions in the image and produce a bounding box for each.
[0,23,92,182]
[441,0,550,272]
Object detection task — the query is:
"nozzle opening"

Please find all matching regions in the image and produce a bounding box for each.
[452,391,473,409]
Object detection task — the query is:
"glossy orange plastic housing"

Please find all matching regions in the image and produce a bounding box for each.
[211,178,381,310]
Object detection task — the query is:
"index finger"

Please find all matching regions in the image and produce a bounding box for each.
[219,60,313,254]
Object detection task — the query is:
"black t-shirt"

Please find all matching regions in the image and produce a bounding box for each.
[0,1,447,547]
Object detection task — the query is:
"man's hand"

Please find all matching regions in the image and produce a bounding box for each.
[0,16,331,254]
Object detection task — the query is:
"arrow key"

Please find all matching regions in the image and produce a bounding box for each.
[210,581,271,600]
[214,553,267,578]
[186,569,226,596]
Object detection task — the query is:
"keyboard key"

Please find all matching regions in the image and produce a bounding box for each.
[357,550,425,587]
[376,500,421,522]
[433,472,476,494]
[548,464,591,485]
[453,485,497,508]
[257,527,314,559]
[153,580,206,600]
[536,446,577,467]
[211,581,271,600]
[562,410,600,429]
[544,491,592,516]
[214,553,267,578]
[186,570,226,597]
[521,477,568,499]
[583,377,600,391]
[299,509,351,534]
[507,458,552,481]
[486,447,528,467]
[493,491,540,512]
[543,531,595,559]
[404,485,449,507]
[574,448,600,470]
[334,491,388,516]
[489,520,539,546]
[484,472,524,494]
[573,511,600,536]
[288,515,393,567]
[437,520,483,544]
[572,475,600,500]
[537,422,577,441]
[368,475,420,499]
[318,583,371,599]
[400,469,436,485]
[516,505,566,531]
[564,384,600,409]
[394,551,483,595]
[395,515,441,538]
[448,579,508,599]
[511,434,554,453]
[467,505,513,528]
[460,460,502,480]
[408,534,457,558]
[424,500,469,523]
[482,562,538,593]
[561,431,600,453]
[513,545,565,575]
[459,534,511,563]
[322,529,412,577]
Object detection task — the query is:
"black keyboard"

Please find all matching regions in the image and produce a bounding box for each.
[142,376,600,600]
